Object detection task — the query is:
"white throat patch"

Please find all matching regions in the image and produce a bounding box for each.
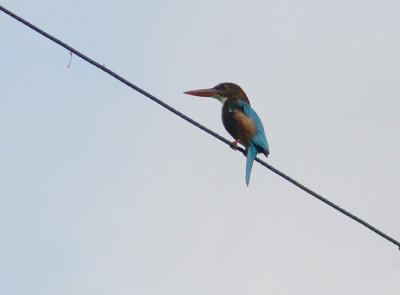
[215,95,228,105]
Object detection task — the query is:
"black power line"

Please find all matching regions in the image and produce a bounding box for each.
[1,5,399,250]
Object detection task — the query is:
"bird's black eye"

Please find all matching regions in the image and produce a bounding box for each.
[218,84,227,90]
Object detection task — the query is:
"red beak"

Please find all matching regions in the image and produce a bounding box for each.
[183,88,217,97]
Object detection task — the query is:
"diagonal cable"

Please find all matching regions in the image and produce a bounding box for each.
[1,5,399,250]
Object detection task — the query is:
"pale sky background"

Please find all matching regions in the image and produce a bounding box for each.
[1,1,400,294]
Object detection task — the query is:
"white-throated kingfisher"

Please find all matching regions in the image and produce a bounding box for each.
[184,82,269,185]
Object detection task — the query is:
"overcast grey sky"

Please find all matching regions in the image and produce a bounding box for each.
[1,1,400,294]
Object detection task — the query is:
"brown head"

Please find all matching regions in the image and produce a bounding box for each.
[184,82,250,105]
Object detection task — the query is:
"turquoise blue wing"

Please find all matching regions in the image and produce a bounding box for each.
[237,100,269,154]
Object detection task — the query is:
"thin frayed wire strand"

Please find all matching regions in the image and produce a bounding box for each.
[1,5,399,249]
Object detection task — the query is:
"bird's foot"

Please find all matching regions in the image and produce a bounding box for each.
[230,140,240,150]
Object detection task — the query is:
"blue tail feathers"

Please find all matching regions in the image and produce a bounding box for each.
[245,143,258,186]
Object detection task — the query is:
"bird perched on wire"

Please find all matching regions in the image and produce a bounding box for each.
[184,82,269,185]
